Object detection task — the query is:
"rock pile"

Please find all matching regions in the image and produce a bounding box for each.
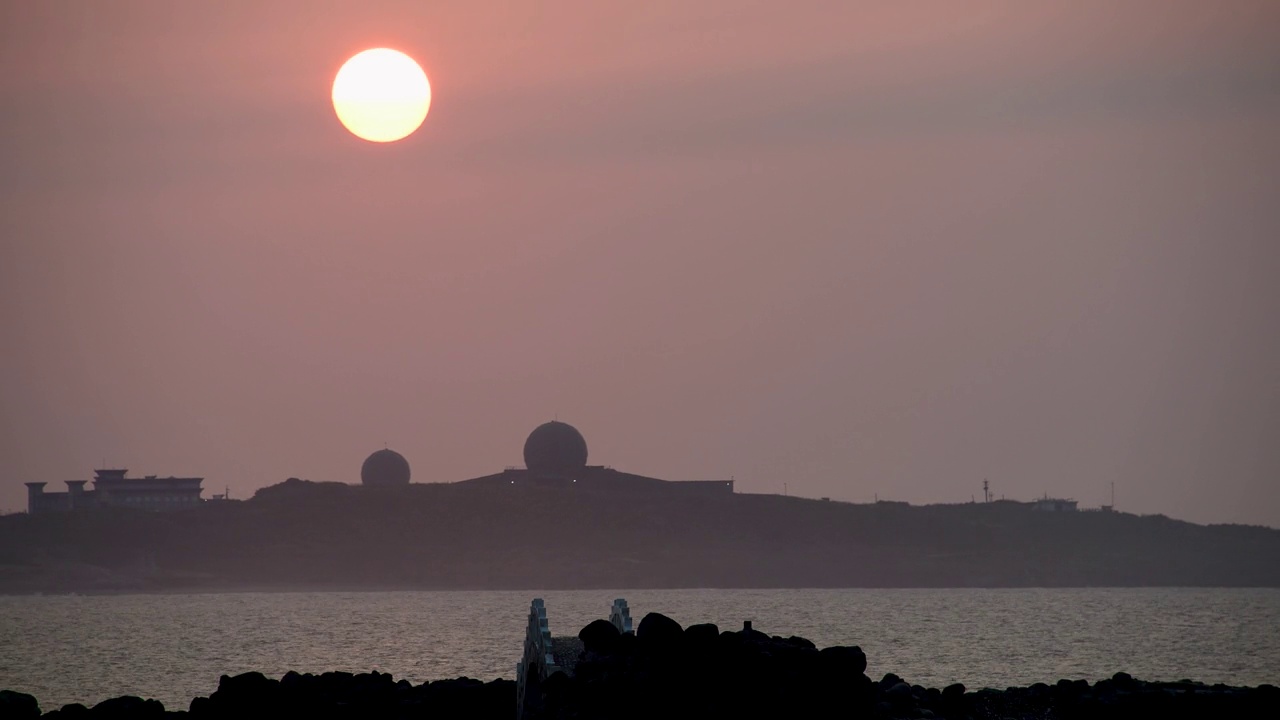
[533,614,873,719]
[527,613,1277,720]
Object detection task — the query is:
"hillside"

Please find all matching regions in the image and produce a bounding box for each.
[2,480,1278,593]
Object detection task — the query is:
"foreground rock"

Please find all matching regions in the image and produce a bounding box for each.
[28,673,514,719]
[0,690,41,720]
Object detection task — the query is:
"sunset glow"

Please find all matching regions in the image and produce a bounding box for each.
[331,48,431,143]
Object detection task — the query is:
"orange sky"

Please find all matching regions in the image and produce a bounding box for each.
[2,1,1278,525]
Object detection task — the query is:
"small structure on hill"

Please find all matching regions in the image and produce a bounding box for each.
[25,469,203,514]
[1032,497,1078,512]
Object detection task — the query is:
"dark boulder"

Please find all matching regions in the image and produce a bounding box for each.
[684,623,719,646]
[89,695,165,718]
[216,671,278,699]
[879,672,904,689]
[540,670,573,714]
[579,619,622,655]
[43,703,90,719]
[203,671,284,715]
[885,681,914,703]
[616,631,638,654]
[785,635,816,650]
[0,690,40,720]
[636,612,683,648]
[819,645,868,675]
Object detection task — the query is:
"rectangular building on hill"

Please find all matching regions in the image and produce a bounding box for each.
[25,469,204,514]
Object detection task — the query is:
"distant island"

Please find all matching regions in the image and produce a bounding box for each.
[4,420,1278,594]
[3,480,1279,594]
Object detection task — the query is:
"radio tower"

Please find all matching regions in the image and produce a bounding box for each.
[983,479,991,503]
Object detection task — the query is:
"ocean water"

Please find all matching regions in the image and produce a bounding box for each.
[1,588,1278,711]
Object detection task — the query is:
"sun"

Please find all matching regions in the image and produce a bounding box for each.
[332,48,431,143]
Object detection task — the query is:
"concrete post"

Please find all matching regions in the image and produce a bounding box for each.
[24,482,46,514]
[609,599,633,634]
[66,480,87,510]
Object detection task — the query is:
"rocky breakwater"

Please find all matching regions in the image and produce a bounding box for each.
[529,613,1277,720]
[3,612,1276,719]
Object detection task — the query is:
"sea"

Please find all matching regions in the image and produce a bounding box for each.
[2,588,1278,711]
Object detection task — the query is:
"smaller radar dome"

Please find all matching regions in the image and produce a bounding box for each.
[361,448,411,486]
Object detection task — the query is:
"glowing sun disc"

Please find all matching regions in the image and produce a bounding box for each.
[332,48,431,143]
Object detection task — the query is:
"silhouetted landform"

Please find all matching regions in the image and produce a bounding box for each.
[1,477,1278,593]
[2,611,1275,719]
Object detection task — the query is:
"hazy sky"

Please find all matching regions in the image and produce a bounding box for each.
[2,1,1277,526]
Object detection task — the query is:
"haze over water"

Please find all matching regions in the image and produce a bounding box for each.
[3,588,1277,710]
